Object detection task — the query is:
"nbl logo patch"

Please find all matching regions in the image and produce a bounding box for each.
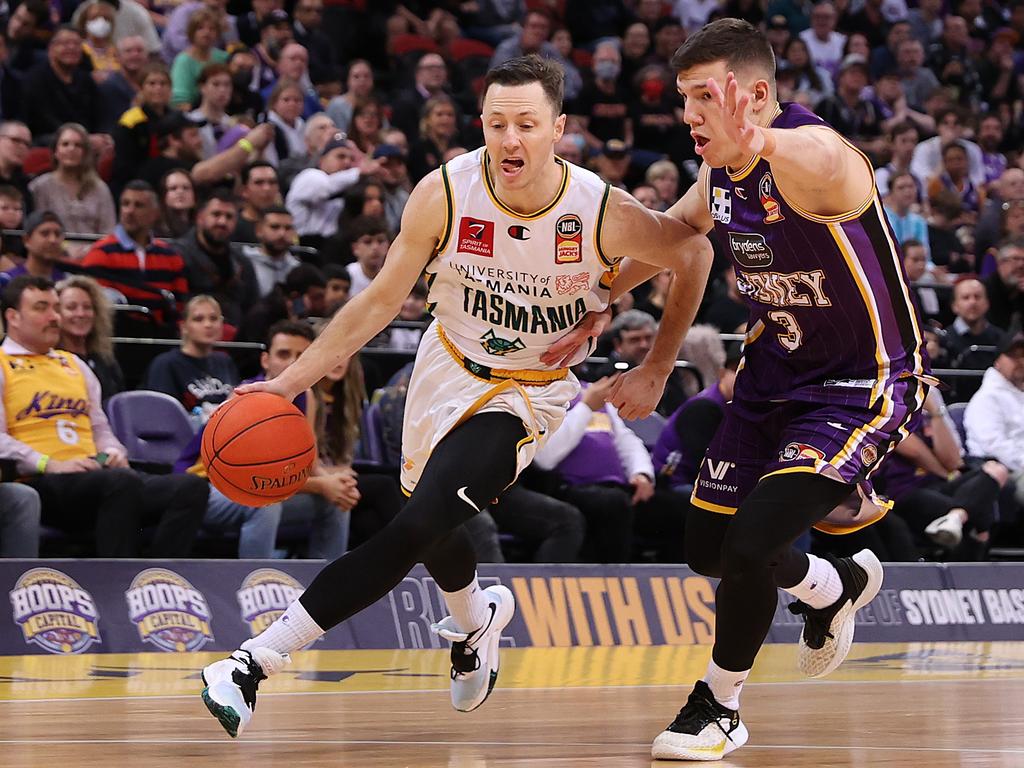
[457,217,495,257]
[779,442,825,462]
[125,569,214,653]
[238,569,305,637]
[9,568,100,654]
[555,214,583,264]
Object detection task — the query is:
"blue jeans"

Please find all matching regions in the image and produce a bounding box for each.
[280,492,350,560]
[204,487,283,558]
[0,483,40,558]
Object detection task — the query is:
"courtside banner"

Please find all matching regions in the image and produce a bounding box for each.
[1,562,1022,655]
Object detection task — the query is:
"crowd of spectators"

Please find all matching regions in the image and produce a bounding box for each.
[0,0,1023,564]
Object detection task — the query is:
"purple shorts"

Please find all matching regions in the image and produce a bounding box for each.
[691,377,926,534]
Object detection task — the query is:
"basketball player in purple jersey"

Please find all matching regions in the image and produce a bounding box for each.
[549,18,934,761]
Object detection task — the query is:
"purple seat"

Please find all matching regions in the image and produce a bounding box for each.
[354,401,386,467]
[106,390,196,466]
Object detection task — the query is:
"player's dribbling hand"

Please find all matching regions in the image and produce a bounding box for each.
[233,378,299,402]
[540,308,612,367]
[608,365,670,421]
[706,72,765,157]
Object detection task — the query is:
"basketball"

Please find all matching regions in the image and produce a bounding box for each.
[201,392,317,507]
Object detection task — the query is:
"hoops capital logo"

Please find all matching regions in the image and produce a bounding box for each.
[126,569,213,652]
[238,569,305,635]
[10,568,100,654]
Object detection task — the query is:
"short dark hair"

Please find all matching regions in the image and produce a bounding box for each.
[484,54,564,116]
[902,238,923,251]
[888,121,919,140]
[241,161,278,186]
[199,187,239,211]
[198,62,230,85]
[0,184,23,202]
[346,215,389,244]
[2,275,54,316]
[285,264,326,294]
[20,0,50,26]
[670,18,775,83]
[323,264,350,282]
[122,179,157,200]
[259,204,291,220]
[266,319,315,347]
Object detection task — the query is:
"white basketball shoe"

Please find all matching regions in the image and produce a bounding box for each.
[200,647,290,737]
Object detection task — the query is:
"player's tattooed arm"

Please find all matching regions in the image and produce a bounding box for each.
[236,170,447,401]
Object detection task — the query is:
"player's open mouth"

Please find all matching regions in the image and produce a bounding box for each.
[500,158,525,176]
[693,134,709,154]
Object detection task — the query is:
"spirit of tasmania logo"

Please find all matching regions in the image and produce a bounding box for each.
[125,568,213,652]
[237,569,305,636]
[9,568,101,654]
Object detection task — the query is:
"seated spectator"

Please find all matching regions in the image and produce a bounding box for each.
[875,121,922,200]
[225,47,264,119]
[323,264,350,314]
[645,160,680,213]
[0,186,26,271]
[189,63,237,160]
[408,95,461,184]
[490,9,581,99]
[345,216,389,297]
[83,181,190,336]
[884,170,930,257]
[56,275,125,402]
[111,63,173,192]
[22,26,106,145]
[374,279,428,352]
[70,0,161,56]
[347,98,384,157]
[313,349,403,549]
[174,189,259,327]
[156,169,197,239]
[892,38,940,115]
[278,113,337,194]
[291,0,335,84]
[814,54,885,161]
[911,108,985,189]
[975,168,1024,260]
[5,0,48,79]
[337,180,387,241]
[975,113,1007,190]
[0,211,67,287]
[903,239,946,326]
[145,294,238,421]
[0,122,33,209]
[534,374,686,563]
[232,161,282,243]
[653,336,739,494]
[594,140,631,190]
[780,37,833,107]
[944,277,1006,401]
[175,320,353,558]
[631,184,661,210]
[983,237,1024,334]
[28,123,116,240]
[603,309,687,417]
[170,8,229,108]
[927,141,985,222]
[927,188,971,273]
[325,59,376,134]
[260,43,321,119]
[79,0,119,82]
[373,144,412,235]
[799,0,846,76]
[286,131,381,245]
[877,387,1007,558]
[250,9,293,96]
[874,67,934,138]
[241,205,300,298]
[97,35,150,133]
[161,0,238,65]
[137,111,206,189]
[964,333,1024,507]
[0,275,206,556]
[262,79,307,169]
[0,483,41,558]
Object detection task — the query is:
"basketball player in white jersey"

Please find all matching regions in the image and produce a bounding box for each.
[198,55,713,739]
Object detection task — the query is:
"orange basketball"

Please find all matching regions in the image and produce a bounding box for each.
[201,392,316,507]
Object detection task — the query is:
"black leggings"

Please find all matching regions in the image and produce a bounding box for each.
[685,472,854,672]
[299,412,527,630]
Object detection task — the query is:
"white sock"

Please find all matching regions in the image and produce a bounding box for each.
[441,573,489,633]
[241,599,324,657]
[703,659,748,711]
[784,554,844,609]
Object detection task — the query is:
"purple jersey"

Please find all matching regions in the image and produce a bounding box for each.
[707,102,929,409]
[652,383,727,488]
[555,392,629,486]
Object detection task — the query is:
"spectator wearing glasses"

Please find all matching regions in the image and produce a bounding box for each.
[389,52,455,142]
[0,122,33,210]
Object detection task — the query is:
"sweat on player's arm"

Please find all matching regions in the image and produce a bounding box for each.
[236,170,447,401]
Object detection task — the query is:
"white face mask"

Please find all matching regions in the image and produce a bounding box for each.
[86,17,112,39]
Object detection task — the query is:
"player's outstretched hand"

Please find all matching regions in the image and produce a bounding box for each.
[608,365,670,421]
[706,71,765,157]
[233,378,298,402]
[540,308,612,368]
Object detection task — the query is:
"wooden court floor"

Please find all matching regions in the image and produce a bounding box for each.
[1,642,1023,766]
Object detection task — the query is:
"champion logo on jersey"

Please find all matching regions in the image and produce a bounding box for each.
[711,187,731,223]
[457,217,495,257]
[555,213,583,264]
[507,225,531,240]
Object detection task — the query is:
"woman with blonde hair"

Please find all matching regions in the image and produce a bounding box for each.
[78,0,119,82]
[644,159,680,212]
[56,275,125,402]
[28,123,116,240]
[408,94,459,183]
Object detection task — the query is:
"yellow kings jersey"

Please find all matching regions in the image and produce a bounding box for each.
[0,349,96,460]
[425,147,619,370]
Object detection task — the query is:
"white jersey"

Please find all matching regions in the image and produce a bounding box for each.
[425,147,618,371]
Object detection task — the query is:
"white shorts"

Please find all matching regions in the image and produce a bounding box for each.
[399,322,580,495]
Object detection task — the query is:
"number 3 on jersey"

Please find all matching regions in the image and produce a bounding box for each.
[768,310,803,352]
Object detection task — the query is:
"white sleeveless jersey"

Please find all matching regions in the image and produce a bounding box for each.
[425,147,618,370]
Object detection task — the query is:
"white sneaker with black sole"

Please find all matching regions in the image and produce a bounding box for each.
[925,511,964,548]
[431,584,515,712]
[651,680,749,761]
[200,647,290,738]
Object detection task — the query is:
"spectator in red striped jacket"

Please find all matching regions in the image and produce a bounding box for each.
[82,180,190,336]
